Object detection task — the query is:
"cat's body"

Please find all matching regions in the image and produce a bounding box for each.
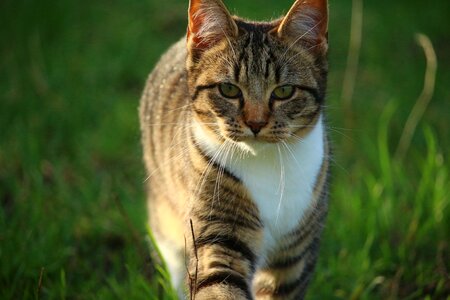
[140,0,330,299]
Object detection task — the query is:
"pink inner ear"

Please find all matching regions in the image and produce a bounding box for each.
[187,0,207,48]
[187,0,237,50]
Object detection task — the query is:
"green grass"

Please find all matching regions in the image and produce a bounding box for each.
[0,0,448,299]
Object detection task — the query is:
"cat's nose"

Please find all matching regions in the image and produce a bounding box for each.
[245,120,268,135]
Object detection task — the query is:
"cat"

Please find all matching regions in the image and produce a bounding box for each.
[139,0,330,299]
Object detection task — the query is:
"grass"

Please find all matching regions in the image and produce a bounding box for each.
[0,0,449,299]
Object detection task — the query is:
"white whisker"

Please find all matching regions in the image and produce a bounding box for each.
[280,14,326,61]
[281,140,301,168]
[275,144,286,226]
[145,122,217,127]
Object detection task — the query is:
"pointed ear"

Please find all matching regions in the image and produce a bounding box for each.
[187,0,238,51]
[275,0,328,53]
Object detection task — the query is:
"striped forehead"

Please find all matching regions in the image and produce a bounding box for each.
[232,29,278,95]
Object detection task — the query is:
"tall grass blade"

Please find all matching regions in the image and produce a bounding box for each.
[395,33,437,161]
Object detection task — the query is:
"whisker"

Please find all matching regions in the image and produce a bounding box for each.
[143,142,189,183]
[289,124,355,141]
[168,103,193,112]
[281,140,301,169]
[192,140,229,208]
[145,122,218,127]
[211,140,233,212]
[288,131,349,175]
[279,14,327,61]
[275,144,286,226]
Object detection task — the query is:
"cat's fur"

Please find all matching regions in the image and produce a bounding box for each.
[139,0,330,299]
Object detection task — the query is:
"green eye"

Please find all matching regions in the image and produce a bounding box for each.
[272,85,295,100]
[219,83,242,98]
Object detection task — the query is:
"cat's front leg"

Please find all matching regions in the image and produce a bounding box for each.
[252,253,319,300]
[185,217,263,300]
[251,201,327,300]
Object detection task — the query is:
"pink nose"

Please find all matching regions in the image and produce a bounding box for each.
[245,120,268,135]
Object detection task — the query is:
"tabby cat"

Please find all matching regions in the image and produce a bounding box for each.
[139,0,330,299]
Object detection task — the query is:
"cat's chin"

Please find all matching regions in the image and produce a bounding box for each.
[232,138,284,156]
[227,134,286,144]
[233,140,266,156]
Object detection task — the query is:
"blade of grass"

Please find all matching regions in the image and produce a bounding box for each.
[341,0,363,118]
[395,33,437,161]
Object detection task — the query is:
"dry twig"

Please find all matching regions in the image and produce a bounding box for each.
[341,0,364,118]
[36,267,45,300]
[187,219,199,300]
[395,33,437,161]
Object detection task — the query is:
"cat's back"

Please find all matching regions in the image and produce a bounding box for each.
[139,39,189,174]
[140,38,188,123]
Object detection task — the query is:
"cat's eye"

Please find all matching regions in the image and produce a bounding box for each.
[219,83,242,99]
[271,85,295,100]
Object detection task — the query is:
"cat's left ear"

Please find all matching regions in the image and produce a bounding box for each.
[274,0,328,54]
[187,0,238,51]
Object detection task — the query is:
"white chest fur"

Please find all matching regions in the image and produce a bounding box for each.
[194,117,324,257]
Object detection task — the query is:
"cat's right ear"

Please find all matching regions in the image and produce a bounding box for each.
[187,0,238,52]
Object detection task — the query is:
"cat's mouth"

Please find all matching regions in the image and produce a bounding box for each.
[225,129,290,144]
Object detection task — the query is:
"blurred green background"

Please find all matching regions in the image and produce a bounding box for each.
[0,0,449,299]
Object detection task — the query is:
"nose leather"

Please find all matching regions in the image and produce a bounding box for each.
[245,120,268,135]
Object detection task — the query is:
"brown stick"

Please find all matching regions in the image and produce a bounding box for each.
[36,267,45,300]
[341,0,364,118]
[395,33,437,161]
[184,219,198,300]
[185,219,199,300]
[184,235,194,300]
[190,219,199,300]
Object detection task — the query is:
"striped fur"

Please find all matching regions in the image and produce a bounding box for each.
[139,0,330,299]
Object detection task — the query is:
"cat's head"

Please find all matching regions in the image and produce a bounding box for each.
[186,0,328,145]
